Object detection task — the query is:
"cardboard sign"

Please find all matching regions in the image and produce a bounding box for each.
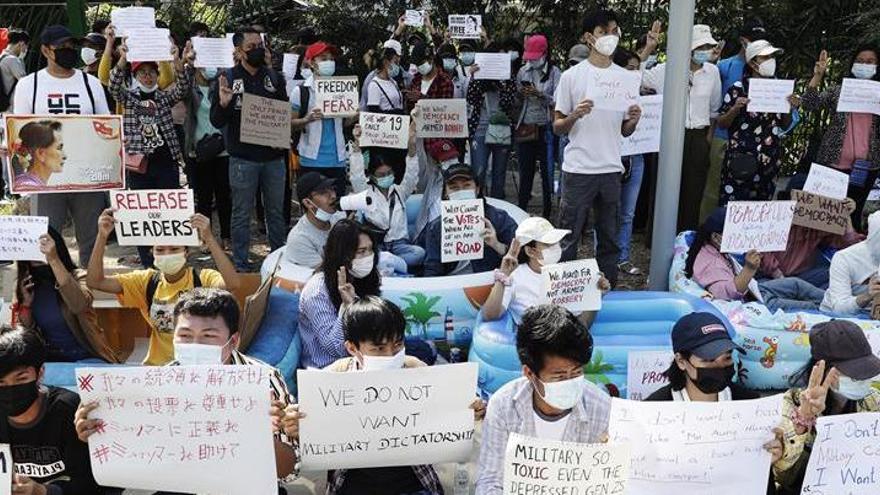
[0,215,48,261]
[5,115,125,194]
[621,94,662,156]
[791,190,854,235]
[502,433,630,495]
[802,412,880,493]
[542,259,602,312]
[746,78,795,114]
[838,78,880,115]
[609,395,782,495]
[110,189,199,246]
[110,6,156,37]
[587,68,641,112]
[803,163,849,200]
[626,350,674,400]
[314,76,360,117]
[240,93,292,149]
[0,444,10,495]
[719,201,795,253]
[358,112,410,149]
[415,99,468,138]
[473,53,511,80]
[404,10,425,27]
[448,15,481,39]
[125,28,173,63]
[297,363,478,470]
[440,199,485,263]
[191,37,234,68]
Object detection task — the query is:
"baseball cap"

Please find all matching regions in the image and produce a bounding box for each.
[523,34,548,61]
[305,41,338,62]
[810,320,880,381]
[410,41,433,65]
[567,44,589,64]
[691,25,718,51]
[425,139,459,163]
[741,19,767,42]
[516,217,570,245]
[443,163,475,183]
[671,312,744,360]
[702,207,727,234]
[383,39,402,57]
[745,39,783,63]
[296,172,336,202]
[131,61,159,74]
[83,32,107,47]
[41,25,81,46]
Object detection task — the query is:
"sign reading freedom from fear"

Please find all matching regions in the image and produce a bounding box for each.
[110,189,199,246]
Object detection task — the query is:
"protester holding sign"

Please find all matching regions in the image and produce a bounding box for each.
[0,326,101,494]
[821,210,880,315]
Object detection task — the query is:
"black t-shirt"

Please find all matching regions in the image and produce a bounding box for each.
[0,386,100,494]
[339,466,424,495]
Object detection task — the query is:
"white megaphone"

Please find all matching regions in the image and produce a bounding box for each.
[339,190,375,213]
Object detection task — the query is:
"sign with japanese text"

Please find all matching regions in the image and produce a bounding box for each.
[720,200,795,253]
[110,189,198,246]
[315,76,360,117]
[0,215,47,261]
[358,112,409,149]
[240,93,292,149]
[0,443,11,494]
[415,99,468,138]
[441,199,485,263]
[542,259,602,312]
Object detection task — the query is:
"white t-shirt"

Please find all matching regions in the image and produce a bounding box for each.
[555,60,626,175]
[503,263,546,325]
[367,78,403,111]
[420,76,434,95]
[533,410,570,441]
[13,68,110,115]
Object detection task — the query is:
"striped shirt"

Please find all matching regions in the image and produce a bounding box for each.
[297,273,347,369]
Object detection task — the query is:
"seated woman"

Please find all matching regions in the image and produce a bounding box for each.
[686,207,825,312]
[821,211,880,315]
[13,227,120,363]
[298,219,382,369]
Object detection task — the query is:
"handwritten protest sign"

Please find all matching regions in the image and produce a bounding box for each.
[622,94,663,156]
[282,53,300,80]
[801,412,880,494]
[503,433,630,495]
[626,350,674,400]
[315,76,360,117]
[125,28,173,63]
[473,53,512,80]
[240,93,292,149]
[441,199,484,263]
[542,259,602,313]
[791,190,854,235]
[803,163,849,200]
[75,365,277,494]
[359,112,409,149]
[191,37,234,68]
[110,189,198,246]
[297,363,478,470]
[838,78,880,115]
[0,443,10,493]
[404,10,425,27]
[587,67,641,112]
[111,6,155,37]
[0,215,48,261]
[415,99,468,138]
[5,115,125,194]
[746,78,795,114]
[719,201,795,253]
[609,395,782,495]
[448,15,481,39]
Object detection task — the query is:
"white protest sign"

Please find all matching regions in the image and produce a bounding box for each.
[441,199,485,263]
[358,112,410,149]
[297,363,478,470]
[404,10,425,27]
[720,200,795,253]
[0,443,11,493]
[626,350,674,400]
[803,163,850,200]
[315,76,360,117]
[282,53,300,80]
[0,215,48,261]
[191,37,234,68]
[110,189,199,246]
[622,94,663,156]
[542,259,602,313]
[587,68,641,112]
[473,53,511,80]
[415,99,468,138]
[838,78,880,115]
[609,395,782,495]
[75,365,277,495]
[448,15,481,39]
[240,93,292,149]
[503,433,630,495]
[111,6,155,37]
[125,28,173,63]
[801,412,880,493]
[746,78,795,114]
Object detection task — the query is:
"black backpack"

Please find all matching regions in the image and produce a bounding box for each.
[0,54,14,112]
[291,83,310,149]
[145,268,202,308]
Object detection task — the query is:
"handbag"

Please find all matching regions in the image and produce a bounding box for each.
[195,133,225,163]
[125,153,148,174]
[486,110,512,145]
[515,123,539,143]
[727,152,759,182]
[238,254,282,351]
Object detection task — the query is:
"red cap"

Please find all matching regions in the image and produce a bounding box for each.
[305,41,338,62]
[131,61,158,74]
[425,139,459,163]
[523,34,548,61]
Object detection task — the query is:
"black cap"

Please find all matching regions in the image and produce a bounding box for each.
[443,163,475,183]
[83,32,107,47]
[702,206,726,234]
[437,42,457,58]
[410,41,433,65]
[671,312,744,360]
[41,25,81,47]
[296,172,336,202]
[741,19,767,42]
[458,40,477,52]
[810,320,880,381]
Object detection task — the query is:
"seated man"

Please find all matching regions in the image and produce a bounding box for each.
[475,304,611,494]
[822,211,880,315]
[423,164,517,276]
[283,171,345,269]
[0,325,101,494]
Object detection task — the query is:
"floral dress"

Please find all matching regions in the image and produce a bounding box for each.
[719,78,788,204]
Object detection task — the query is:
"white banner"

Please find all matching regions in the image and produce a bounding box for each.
[404,10,425,27]
[191,37,234,68]
[802,412,880,493]
[0,443,11,493]
[441,199,485,263]
[746,78,795,114]
[473,53,511,80]
[542,259,602,312]
[622,95,663,156]
[803,163,849,200]
[720,200,795,253]
[415,99,469,138]
[0,215,48,261]
[448,15,481,39]
[111,6,156,37]
[626,350,674,400]
[110,189,199,246]
[837,78,880,115]
[587,68,641,112]
[125,28,173,63]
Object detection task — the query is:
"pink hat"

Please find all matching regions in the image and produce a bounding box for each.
[523,34,548,61]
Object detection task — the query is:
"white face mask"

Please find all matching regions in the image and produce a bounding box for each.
[350,255,374,279]
[837,375,874,400]
[852,63,878,80]
[153,252,187,275]
[417,62,433,75]
[757,58,776,77]
[174,342,223,365]
[539,244,562,266]
[80,47,98,66]
[137,81,159,93]
[593,34,620,57]
[301,67,313,79]
[448,189,477,201]
[538,376,586,410]
[528,57,545,70]
[360,349,406,371]
[317,60,336,77]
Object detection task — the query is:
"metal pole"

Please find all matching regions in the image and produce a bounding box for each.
[648,0,696,291]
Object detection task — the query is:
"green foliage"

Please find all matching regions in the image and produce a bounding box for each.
[400,292,442,338]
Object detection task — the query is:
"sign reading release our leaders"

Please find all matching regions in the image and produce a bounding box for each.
[719,200,795,253]
[110,189,198,246]
[802,412,880,494]
[542,259,602,312]
[440,199,485,263]
[296,363,478,470]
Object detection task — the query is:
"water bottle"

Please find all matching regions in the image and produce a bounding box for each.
[453,462,469,495]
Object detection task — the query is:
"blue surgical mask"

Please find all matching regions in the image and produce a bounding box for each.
[447,189,476,201]
[201,67,218,79]
[837,375,875,401]
[442,58,457,71]
[374,175,395,189]
[852,63,878,80]
[417,62,433,76]
[460,52,475,66]
[539,376,586,410]
[389,63,401,78]
[692,50,713,65]
[317,60,336,77]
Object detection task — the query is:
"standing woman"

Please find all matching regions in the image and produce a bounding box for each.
[365,45,407,181]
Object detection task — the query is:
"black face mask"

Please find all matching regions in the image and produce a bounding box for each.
[691,365,735,394]
[245,47,266,67]
[30,264,55,285]
[0,380,40,417]
[53,47,79,70]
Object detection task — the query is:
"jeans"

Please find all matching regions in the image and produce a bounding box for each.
[517,125,553,218]
[193,155,231,240]
[617,154,645,263]
[34,191,105,268]
[126,152,180,268]
[471,133,510,199]
[229,156,286,270]
[758,277,825,312]
[383,238,426,270]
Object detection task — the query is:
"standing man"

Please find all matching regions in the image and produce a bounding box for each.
[0,28,28,111]
[211,27,288,272]
[553,9,641,287]
[12,25,111,267]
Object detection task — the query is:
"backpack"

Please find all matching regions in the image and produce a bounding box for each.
[291,84,310,149]
[146,268,202,308]
[0,54,14,112]
[30,69,96,113]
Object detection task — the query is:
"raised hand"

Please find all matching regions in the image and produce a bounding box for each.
[338,266,357,305]
[74,401,103,442]
[280,403,306,439]
[38,233,58,261]
[190,213,213,242]
[218,74,234,108]
[97,208,116,237]
[797,360,838,426]
[645,20,662,52]
[744,250,762,270]
[499,238,521,276]
[814,49,829,77]
[182,40,196,65]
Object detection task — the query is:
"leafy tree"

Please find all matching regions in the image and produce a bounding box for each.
[400,292,442,339]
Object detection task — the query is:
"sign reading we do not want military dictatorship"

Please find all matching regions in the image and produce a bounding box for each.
[110,189,199,246]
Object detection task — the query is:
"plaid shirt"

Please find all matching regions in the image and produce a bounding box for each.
[474,377,611,495]
[109,65,192,162]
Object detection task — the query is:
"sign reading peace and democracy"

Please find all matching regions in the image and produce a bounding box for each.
[801,412,880,494]
[415,99,469,138]
[0,443,11,491]
[719,200,795,253]
[75,365,278,495]
[110,6,155,37]
[542,259,602,313]
[191,36,235,68]
[803,162,850,200]
[621,94,663,156]
[125,28,173,63]
[110,189,199,246]
[587,68,642,112]
[746,78,795,114]
[0,215,48,261]
[296,363,478,470]
[441,199,485,263]
[358,112,410,149]
[608,395,782,495]
[502,433,630,495]
[448,15,482,39]
[791,190,854,236]
[837,78,880,115]
[240,94,292,149]
[626,350,674,400]
[315,76,360,117]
